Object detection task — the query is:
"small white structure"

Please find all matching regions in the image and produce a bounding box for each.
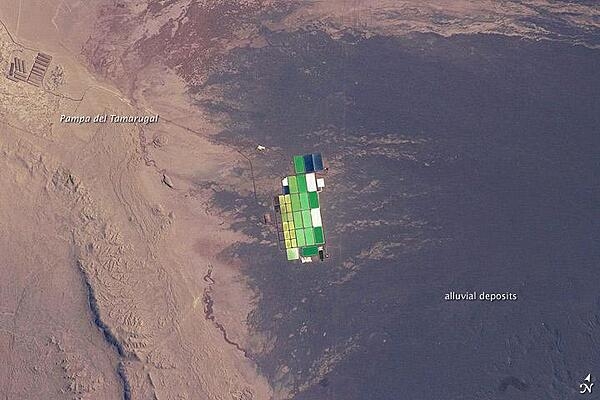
[317,178,325,190]
[256,145,266,151]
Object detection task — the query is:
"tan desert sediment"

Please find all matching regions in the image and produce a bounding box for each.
[0,2,272,398]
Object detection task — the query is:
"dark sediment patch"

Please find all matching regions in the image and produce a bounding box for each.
[82,1,297,91]
[499,376,529,393]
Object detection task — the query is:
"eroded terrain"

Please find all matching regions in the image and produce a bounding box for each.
[0,7,270,398]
